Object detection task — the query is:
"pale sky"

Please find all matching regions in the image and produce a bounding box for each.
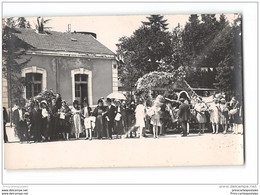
[25,14,236,53]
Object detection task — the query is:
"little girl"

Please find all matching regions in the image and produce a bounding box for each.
[71,100,83,140]
[40,100,51,141]
[82,100,93,140]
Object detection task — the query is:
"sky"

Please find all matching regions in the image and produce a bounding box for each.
[25,14,236,53]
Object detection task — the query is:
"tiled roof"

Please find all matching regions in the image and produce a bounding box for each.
[14,28,115,55]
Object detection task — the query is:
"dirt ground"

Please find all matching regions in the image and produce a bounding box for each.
[4,125,244,169]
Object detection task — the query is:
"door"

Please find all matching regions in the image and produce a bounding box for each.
[74,74,88,105]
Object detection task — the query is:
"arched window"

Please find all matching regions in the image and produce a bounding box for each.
[75,74,88,104]
[21,66,47,99]
[71,68,93,106]
[25,73,42,98]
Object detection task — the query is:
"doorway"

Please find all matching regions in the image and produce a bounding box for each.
[74,74,88,105]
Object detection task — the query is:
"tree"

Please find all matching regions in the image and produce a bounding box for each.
[142,14,169,31]
[17,17,28,28]
[26,21,31,29]
[159,23,184,72]
[215,56,234,93]
[2,18,32,107]
[117,15,172,90]
[215,14,243,97]
[36,17,51,33]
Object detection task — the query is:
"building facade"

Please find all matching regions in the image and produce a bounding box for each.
[12,28,118,106]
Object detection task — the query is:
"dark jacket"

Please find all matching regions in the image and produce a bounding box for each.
[93,106,106,117]
[13,108,26,126]
[3,107,8,124]
[105,105,116,121]
[30,108,42,129]
[178,103,191,122]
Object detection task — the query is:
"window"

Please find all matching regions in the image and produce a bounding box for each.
[74,74,88,104]
[71,68,93,106]
[25,73,42,99]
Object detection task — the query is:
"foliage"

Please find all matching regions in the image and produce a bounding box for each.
[117,15,172,89]
[117,14,243,98]
[214,15,242,97]
[2,18,32,106]
[158,23,184,72]
[142,15,169,31]
[135,67,186,100]
[17,17,31,29]
[36,17,51,33]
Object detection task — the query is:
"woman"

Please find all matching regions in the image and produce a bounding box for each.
[40,100,51,141]
[114,100,124,139]
[209,98,220,134]
[135,100,146,138]
[228,96,242,134]
[3,107,8,143]
[71,100,83,140]
[125,102,136,138]
[55,93,62,110]
[58,100,71,140]
[194,97,207,135]
[121,101,127,134]
[145,100,153,135]
[219,98,229,134]
[30,101,42,142]
[93,99,106,139]
[50,98,59,141]
[82,100,93,140]
[150,104,162,139]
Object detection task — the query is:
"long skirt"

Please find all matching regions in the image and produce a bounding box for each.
[42,117,50,137]
[95,115,103,138]
[114,119,124,135]
[59,119,71,133]
[219,113,228,125]
[72,114,83,134]
[196,113,207,124]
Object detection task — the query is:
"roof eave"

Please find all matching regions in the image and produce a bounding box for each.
[26,49,116,59]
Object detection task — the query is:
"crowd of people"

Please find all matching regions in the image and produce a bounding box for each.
[3,90,243,144]
[174,95,243,137]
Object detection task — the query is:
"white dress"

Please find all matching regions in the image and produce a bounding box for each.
[135,104,146,128]
[150,106,162,127]
[194,103,207,123]
[209,103,219,124]
[83,107,96,129]
[71,107,83,133]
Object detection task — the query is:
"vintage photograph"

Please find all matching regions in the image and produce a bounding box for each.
[2,14,244,169]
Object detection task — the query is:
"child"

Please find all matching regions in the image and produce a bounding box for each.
[82,100,93,140]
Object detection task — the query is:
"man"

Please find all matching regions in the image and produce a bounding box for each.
[13,103,28,143]
[30,102,42,142]
[3,107,8,143]
[178,98,191,137]
[105,98,116,139]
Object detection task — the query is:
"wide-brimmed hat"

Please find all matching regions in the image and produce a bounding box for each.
[220,98,226,102]
[40,100,48,106]
[73,100,79,105]
[106,98,112,103]
[179,98,185,102]
[97,99,103,104]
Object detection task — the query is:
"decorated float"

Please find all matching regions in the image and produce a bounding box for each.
[134,66,211,133]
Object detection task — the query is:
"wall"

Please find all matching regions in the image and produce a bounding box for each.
[23,54,115,105]
[2,76,9,109]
